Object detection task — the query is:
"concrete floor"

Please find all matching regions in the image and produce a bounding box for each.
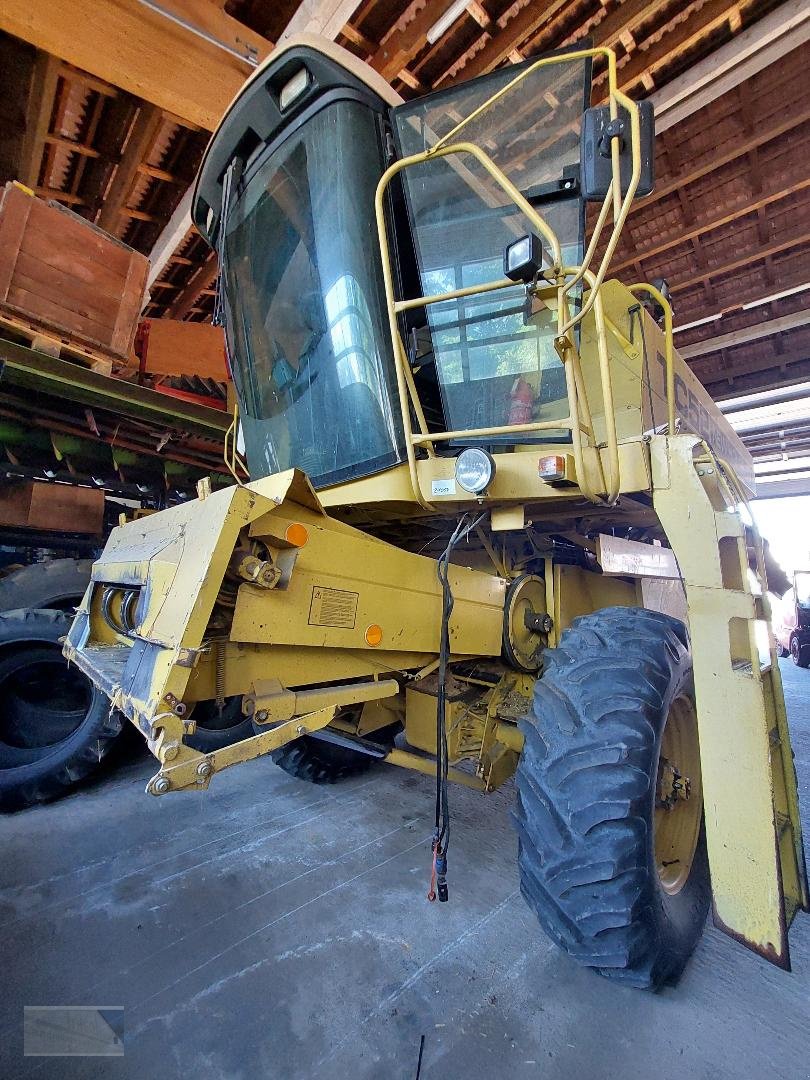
[1,660,808,1080]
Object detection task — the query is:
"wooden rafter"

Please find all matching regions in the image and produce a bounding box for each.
[370,1,448,81]
[18,50,61,188]
[42,134,101,160]
[679,309,810,358]
[436,0,571,87]
[670,229,810,297]
[146,0,366,291]
[607,0,743,96]
[652,1,810,131]
[701,344,810,381]
[166,251,218,319]
[0,0,272,130]
[633,104,810,217]
[614,181,810,275]
[98,104,163,232]
[281,0,366,42]
[670,270,810,334]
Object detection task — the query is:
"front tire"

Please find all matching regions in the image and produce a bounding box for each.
[270,719,400,785]
[187,696,253,752]
[513,607,710,989]
[791,635,810,667]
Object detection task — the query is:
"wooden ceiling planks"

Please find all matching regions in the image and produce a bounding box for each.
[0,0,805,397]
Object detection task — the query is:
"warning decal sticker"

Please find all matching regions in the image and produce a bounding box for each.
[308,586,359,629]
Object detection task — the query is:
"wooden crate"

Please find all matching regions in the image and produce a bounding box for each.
[0,481,104,534]
[0,182,149,363]
[137,318,227,381]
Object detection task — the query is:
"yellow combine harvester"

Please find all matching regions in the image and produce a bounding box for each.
[65,36,807,988]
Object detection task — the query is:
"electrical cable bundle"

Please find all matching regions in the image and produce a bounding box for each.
[428,511,487,902]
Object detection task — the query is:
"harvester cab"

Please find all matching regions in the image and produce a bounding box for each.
[66,35,807,989]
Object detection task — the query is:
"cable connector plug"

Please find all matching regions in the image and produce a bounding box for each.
[435,851,448,902]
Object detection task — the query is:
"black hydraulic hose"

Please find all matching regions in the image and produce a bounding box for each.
[430,511,487,902]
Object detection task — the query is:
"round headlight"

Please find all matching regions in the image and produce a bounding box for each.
[455,447,495,494]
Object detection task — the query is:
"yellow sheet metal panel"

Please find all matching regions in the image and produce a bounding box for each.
[183,642,438,701]
[652,434,799,964]
[598,534,679,578]
[233,510,507,656]
[553,563,639,634]
[590,281,754,494]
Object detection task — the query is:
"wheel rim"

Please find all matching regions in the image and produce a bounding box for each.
[654,693,703,895]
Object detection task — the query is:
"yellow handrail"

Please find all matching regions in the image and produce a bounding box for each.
[223,402,249,484]
[628,283,676,435]
[373,45,643,508]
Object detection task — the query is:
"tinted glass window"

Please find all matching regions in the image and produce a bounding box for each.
[223,101,405,487]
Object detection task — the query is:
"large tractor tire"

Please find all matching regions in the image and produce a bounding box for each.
[270,719,400,785]
[0,558,93,611]
[187,697,254,752]
[0,609,124,811]
[790,635,810,668]
[514,607,710,990]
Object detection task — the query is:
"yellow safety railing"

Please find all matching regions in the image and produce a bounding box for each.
[223,401,249,483]
[374,46,642,509]
[628,283,676,435]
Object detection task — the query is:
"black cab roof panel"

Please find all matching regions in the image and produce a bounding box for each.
[192,36,402,247]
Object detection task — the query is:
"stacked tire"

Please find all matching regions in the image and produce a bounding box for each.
[0,558,252,811]
[0,607,124,811]
[0,559,122,810]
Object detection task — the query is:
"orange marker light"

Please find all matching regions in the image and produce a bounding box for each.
[365,624,383,647]
[538,455,566,482]
[285,522,309,547]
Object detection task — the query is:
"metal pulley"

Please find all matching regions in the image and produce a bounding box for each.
[502,574,552,673]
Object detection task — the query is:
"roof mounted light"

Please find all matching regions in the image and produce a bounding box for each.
[280,67,310,111]
[455,448,495,494]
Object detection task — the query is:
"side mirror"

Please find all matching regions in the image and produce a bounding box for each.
[580,100,655,201]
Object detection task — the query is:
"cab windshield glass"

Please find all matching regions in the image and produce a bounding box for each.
[222,100,405,488]
[393,54,590,442]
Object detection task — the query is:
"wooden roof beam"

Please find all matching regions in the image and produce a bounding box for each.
[634,103,810,215]
[280,1,367,42]
[147,0,366,288]
[672,276,810,335]
[0,0,273,131]
[146,187,195,289]
[440,0,655,88]
[679,309,810,358]
[613,176,810,273]
[651,0,810,132]
[166,252,218,320]
[42,134,101,159]
[18,51,61,188]
[435,0,570,86]
[604,0,745,97]
[370,1,450,81]
[702,345,810,381]
[704,353,810,398]
[670,229,810,297]
[98,104,164,233]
